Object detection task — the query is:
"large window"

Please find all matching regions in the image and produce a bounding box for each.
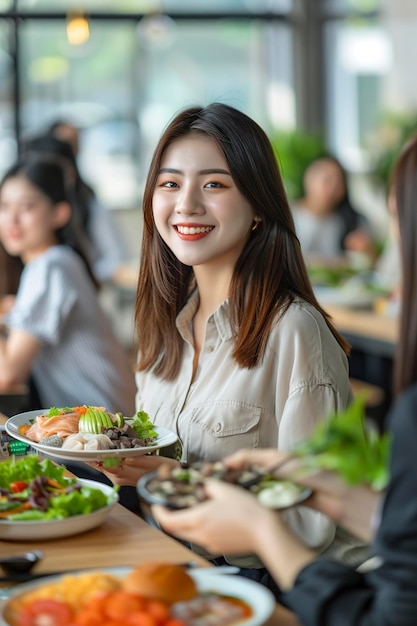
[2,0,417,226]
[14,11,295,211]
[324,20,389,168]
[0,20,16,174]
[18,19,140,209]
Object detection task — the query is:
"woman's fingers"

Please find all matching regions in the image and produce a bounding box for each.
[84,455,180,486]
[152,480,272,555]
[224,448,284,470]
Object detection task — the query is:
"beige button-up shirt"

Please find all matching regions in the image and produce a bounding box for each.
[136,292,354,566]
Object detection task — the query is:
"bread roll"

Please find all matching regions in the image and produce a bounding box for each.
[123,562,198,604]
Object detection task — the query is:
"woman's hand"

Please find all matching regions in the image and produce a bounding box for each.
[344,228,374,254]
[153,479,317,590]
[222,448,380,542]
[0,294,16,314]
[152,479,276,555]
[294,470,380,542]
[87,455,180,487]
[223,448,289,472]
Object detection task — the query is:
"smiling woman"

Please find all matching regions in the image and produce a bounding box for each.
[152,134,255,271]
[88,102,360,598]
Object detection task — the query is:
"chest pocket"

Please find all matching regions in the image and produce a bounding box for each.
[186,400,262,463]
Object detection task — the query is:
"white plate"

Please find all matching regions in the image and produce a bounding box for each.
[1,567,275,626]
[0,479,118,542]
[5,410,178,462]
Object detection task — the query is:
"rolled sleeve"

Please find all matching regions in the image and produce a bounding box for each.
[9,255,77,345]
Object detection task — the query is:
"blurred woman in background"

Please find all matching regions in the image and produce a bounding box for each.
[292,155,375,266]
[21,133,129,283]
[0,157,135,414]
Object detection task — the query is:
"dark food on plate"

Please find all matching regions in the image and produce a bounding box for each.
[141,461,309,509]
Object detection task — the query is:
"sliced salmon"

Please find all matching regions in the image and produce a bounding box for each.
[25,412,81,443]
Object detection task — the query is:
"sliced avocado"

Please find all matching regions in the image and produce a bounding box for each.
[114,412,125,428]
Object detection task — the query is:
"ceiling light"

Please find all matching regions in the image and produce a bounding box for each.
[66,12,90,46]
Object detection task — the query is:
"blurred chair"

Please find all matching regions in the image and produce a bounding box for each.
[0,383,31,418]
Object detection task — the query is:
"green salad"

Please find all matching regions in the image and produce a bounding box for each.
[308,264,357,287]
[0,455,118,521]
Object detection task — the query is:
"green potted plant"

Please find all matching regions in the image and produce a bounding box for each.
[269,128,327,200]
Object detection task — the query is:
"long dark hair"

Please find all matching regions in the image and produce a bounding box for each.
[135,103,349,380]
[0,158,98,295]
[20,134,94,231]
[391,136,417,395]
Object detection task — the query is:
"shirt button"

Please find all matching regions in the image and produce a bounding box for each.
[215,423,221,432]
[205,346,214,352]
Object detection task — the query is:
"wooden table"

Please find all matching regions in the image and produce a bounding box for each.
[0,500,299,625]
[324,304,399,426]
[0,504,210,576]
[325,304,398,358]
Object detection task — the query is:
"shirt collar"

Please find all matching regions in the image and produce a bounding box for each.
[176,289,233,342]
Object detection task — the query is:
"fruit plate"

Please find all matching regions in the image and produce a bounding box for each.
[5,410,178,462]
[1,567,275,626]
[0,479,118,542]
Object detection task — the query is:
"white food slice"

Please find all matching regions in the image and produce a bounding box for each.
[257,482,302,509]
[61,433,87,450]
[84,434,113,450]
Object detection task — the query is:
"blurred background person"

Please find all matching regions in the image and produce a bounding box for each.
[20,132,129,284]
[47,119,80,158]
[0,156,136,414]
[292,155,376,267]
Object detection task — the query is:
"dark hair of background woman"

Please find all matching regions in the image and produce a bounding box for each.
[390,136,417,396]
[0,158,98,297]
[135,103,350,380]
[20,134,94,232]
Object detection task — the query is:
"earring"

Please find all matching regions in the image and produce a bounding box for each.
[251,218,261,231]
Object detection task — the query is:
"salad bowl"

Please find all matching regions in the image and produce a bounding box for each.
[0,454,119,541]
[0,478,118,542]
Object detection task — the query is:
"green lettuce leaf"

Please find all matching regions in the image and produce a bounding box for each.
[293,396,391,490]
[130,410,158,440]
[0,455,71,491]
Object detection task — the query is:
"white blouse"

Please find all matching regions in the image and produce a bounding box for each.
[136,291,354,567]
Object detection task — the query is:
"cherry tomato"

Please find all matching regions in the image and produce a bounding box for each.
[10,481,28,493]
[17,598,74,626]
